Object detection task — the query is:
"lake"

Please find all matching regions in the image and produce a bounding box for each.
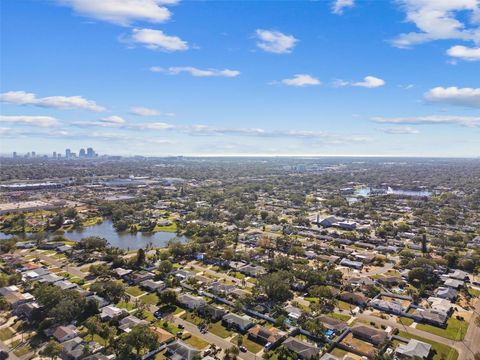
[0,220,188,250]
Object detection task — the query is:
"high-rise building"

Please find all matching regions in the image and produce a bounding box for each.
[31,151,36,158]
[86,147,95,158]
[53,151,57,158]
[12,152,17,158]
[65,149,71,158]
[79,148,86,157]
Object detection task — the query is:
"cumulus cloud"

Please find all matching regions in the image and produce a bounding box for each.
[124,28,188,51]
[255,29,298,54]
[392,0,480,48]
[446,45,480,61]
[424,86,480,108]
[0,115,59,127]
[353,76,385,88]
[58,0,177,26]
[0,91,106,112]
[130,106,174,116]
[280,74,321,87]
[372,115,480,127]
[151,66,240,77]
[333,76,385,88]
[100,115,126,124]
[380,126,420,134]
[332,0,355,15]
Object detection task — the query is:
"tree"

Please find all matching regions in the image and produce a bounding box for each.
[158,260,173,276]
[84,316,102,341]
[90,281,127,304]
[159,289,178,306]
[114,325,159,359]
[136,248,146,268]
[0,351,8,360]
[40,340,62,359]
[421,234,428,254]
[258,271,293,303]
[89,263,112,278]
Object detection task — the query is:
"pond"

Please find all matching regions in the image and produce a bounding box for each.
[0,220,188,250]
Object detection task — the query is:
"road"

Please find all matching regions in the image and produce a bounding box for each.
[172,316,260,360]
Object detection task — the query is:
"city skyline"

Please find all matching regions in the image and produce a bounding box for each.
[1,0,480,157]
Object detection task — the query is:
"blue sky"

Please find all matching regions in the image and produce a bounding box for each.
[1,0,479,157]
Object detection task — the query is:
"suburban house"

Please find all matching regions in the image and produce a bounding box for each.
[339,292,368,306]
[100,305,126,321]
[247,325,287,347]
[316,315,348,333]
[282,338,320,359]
[53,325,79,343]
[339,258,363,270]
[118,315,149,332]
[411,308,448,327]
[197,304,227,322]
[351,325,387,345]
[222,313,254,333]
[178,294,206,310]
[394,339,432,359]
[166,339,201,360]
[435,287,457,301]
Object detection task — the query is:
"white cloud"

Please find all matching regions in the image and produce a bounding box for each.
[255,29,298,54]
[353,76,385,88]
[332,0,355,15]
[151,66,240,77]
[280,74,321,87]
[130,106,174,116]
[393,0,480,48]
[334,76,385,88]
[424,86,480,108]
[100,115,126,124]
[446,45,480,61]
[125,28,188,51]
[0,115,59,127]
[58,0,177,26]
[380,126,420,134]
[372,115,480,127]
[0,90,106,112]
[143,122,175,130]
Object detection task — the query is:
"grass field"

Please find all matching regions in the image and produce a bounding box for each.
[232,335,263,354]
[416,317,468,341]
[117,300,136,311]
[327,312,351,322]
[397,316,414,326]
[0,327,14,341]
[208,321,232,338]
[397,330,458,360]
[139,293,159,305]
[184,335,209,349]
[154,320,181,335]
[181,312,204,325]
[336,300,355,311]
[126,286,145,297]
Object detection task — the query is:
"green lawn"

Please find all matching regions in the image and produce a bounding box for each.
[0,327,14,341]
[468,287,480,297]
[230,272,246,280]
[232,335,263,354]
[154,320,181,335]
[397,331,458,360]
[126,286,145,297]
[181,312,204,325]
[416,317,468,341]
[397,317,414,326]
[327,312,351,322]
[208,321,232,338]
[117,300,136,311]
[139,293,159,305]
[154,223,177,233]
[336,300,355,311]
[184,335,209,349]
[13,344,33,358]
